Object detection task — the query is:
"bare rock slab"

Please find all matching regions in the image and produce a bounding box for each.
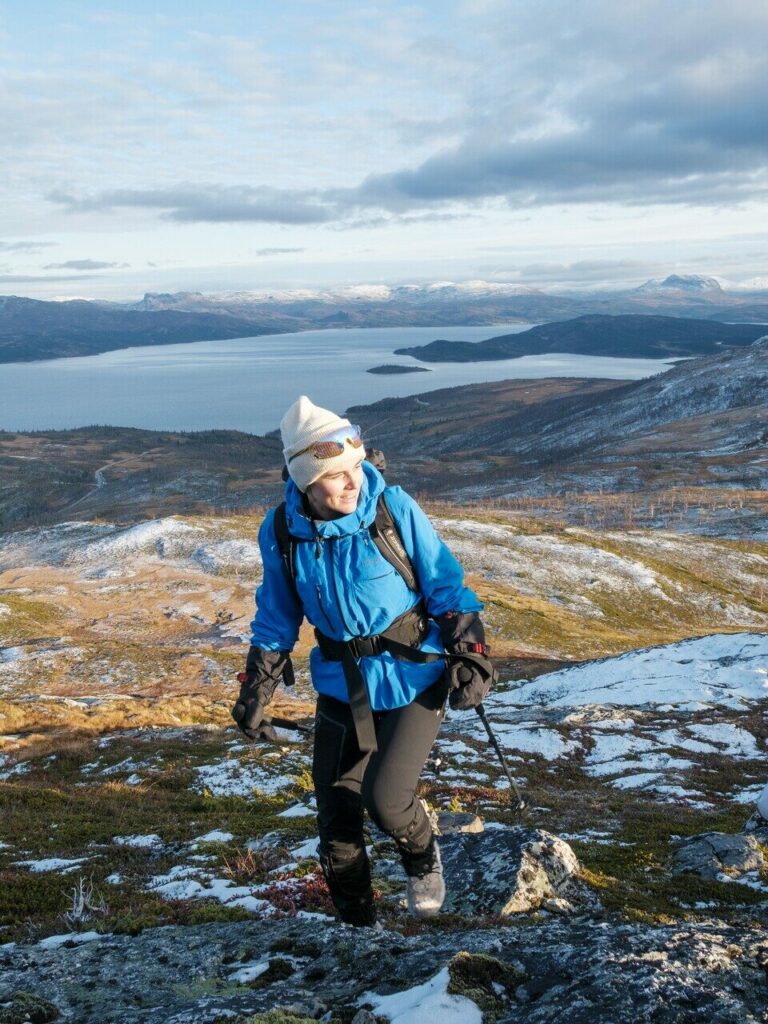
[672,832,766,880]
[441,825,595,915]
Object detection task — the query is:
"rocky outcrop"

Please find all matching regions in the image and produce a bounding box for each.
[2,916,768,1023]
[672,832,766,880]
[441,825,594,916]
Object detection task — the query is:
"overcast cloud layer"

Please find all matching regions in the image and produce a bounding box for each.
[1,1,767,298]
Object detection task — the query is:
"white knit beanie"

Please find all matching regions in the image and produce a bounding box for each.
[280,395,362,492]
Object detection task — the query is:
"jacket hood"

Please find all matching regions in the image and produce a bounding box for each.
[283,460,386,539]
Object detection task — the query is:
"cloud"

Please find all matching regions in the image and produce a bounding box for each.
[0,273,101,283]
[43,259,128,271]
[29,1,768,233]
[252,247,305,257]
[48,187,333,225]
[0,240,56,253]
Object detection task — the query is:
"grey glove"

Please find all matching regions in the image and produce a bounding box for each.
[231,647,292,740]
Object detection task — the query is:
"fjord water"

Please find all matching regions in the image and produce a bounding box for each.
[0,325,677,435]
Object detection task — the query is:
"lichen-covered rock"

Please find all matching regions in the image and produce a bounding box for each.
[2,917,768,1023]
[436,811,484,835]
[440,825,594,915]
[672,832,766,880]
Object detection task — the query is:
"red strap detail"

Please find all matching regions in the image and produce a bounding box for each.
[236,672,251,685]
[468,643,488,655]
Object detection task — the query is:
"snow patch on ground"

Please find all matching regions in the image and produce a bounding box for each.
[112,834,164,849]
[191,830,234,845]
[437,518,669,606]
[361,966,483,1024]
[14,857,90,873]
[687,723,762,758]
[192,758,299,798]
[147,864,272,914]
[0,760,31,780]
[290,836,320,860]
[278,801,316,818]
[504,633,768,709]
[37,931,105,950]
[0,516,262,576]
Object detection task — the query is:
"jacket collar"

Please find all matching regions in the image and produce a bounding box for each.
[284,460,386,539]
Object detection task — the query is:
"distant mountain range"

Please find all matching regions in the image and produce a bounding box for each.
[2,274,768,363]
[394,315,768,362]
[0,296,265,363]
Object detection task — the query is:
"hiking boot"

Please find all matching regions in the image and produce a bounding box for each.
[319,846,377,927]
[403,838,445,918]
[337,894,377,927]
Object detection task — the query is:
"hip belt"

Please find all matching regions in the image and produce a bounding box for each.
[315,603,444,753]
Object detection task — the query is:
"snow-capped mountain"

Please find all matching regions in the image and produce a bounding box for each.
[634,274,724,294]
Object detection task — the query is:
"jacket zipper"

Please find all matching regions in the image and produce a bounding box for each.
[327,537,354,637]
[315,584,336,635]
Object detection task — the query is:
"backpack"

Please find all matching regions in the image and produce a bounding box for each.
[272,491,420,596]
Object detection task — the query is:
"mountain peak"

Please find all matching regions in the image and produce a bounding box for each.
[635,274,723,294]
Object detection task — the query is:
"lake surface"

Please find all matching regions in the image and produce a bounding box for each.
[0,325,678,435]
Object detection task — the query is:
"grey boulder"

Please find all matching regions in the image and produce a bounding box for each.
[441,825,595,916]
[672,831,766,880]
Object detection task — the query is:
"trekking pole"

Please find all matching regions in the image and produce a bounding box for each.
[475,703,526,814]
[262,714,313,735]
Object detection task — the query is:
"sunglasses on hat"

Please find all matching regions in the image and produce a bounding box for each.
[288,424,364,463]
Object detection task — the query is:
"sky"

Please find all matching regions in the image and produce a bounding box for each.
[1,0,767,301]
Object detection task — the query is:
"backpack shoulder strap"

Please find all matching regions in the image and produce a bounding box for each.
[370,491,420,594]
[272,502,298,591]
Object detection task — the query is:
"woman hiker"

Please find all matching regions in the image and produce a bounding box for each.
[232,396,495,926]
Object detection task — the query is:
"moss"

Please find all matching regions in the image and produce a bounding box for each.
[242,957,296,990]
[0,871,71,938]
[0,991,60,1024]
[447,951,525,1022]
[0,594,64,644]
[267,936,323,958]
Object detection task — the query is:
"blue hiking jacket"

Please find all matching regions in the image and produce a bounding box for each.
[250,461,482,710]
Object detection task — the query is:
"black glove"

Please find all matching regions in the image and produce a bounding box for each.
[435,610,486,651]
[446,653,498,710]
[231,647,292,740]
[435,611,497,711]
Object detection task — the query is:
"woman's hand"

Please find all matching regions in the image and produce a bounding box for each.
[231,647,292,739]
[446,652,498,710]
[435,610,497,710]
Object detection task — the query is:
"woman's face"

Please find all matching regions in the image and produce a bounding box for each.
[306,457,365,519]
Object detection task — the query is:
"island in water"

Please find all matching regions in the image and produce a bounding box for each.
[366,363,431,374]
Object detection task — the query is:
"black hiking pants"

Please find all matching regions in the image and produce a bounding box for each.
[312,674,448,919]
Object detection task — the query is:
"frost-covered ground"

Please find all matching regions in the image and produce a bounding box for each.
[0,516,262,577]
[441,632,767,808]
[1,511,766,707]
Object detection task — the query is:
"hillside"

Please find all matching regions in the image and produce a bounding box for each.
[2,341,767,535]
[394,314,767,362]
[351,338,768,501]
[1,509,767,1020]
[0,425,282,531]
